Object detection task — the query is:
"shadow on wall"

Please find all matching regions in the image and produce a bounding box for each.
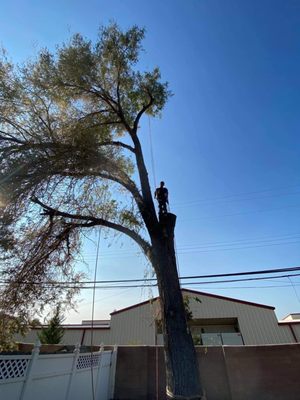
[113,344,300,400]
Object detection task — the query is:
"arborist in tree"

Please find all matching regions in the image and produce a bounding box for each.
[155,181,169,216]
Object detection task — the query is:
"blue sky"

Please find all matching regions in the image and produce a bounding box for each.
[1,0,300,322]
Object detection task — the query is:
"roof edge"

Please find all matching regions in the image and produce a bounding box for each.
[110,288,275,315]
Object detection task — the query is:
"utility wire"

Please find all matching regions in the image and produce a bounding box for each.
[181,203,300,222]
[172,184,300,206]
[78,232,300,259]
[3,265,300,286]
[5,271,300,290]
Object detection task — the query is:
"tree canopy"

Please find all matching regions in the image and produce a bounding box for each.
[0,24,170,319]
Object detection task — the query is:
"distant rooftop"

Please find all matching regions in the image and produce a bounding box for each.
[60,320,111,329]
[280,313,300,322]
[81,320,110,326]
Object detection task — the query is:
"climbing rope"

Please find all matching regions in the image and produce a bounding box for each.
[148,117,181,280]
[90,228,102,400]
[148,115,157,189]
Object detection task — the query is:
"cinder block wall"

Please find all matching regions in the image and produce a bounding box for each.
[113,344,300,400]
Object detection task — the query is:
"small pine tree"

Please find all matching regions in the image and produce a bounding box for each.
[38,305,65,344]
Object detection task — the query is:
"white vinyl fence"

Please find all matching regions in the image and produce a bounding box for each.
[0,342,117,400]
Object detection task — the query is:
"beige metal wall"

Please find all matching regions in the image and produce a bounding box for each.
[109,301,158,345]
[61,329,84,345]
[14,292,296,346]
[182,290,294,345]
[15,328,84,345]
[15,327,112,346]
[289,323,300,341]
[81,328,112,346]
[15,330,39,344]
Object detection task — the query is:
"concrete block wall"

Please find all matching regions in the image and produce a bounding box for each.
[113,344,300,400]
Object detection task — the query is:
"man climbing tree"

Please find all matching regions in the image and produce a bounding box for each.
[0,24,203,399]
[155,181,169,217]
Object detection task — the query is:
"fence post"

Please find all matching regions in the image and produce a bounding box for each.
[108,345,118,400]
[95,345,104,400]
[65,343,81,400]
[19,340,41,400]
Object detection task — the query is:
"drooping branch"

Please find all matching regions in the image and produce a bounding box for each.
[31,196,152,258]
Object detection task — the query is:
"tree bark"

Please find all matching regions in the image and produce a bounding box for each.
[151,213,203,400]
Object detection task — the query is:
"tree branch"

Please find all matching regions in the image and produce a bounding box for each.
[0,134,25,144]
[31,196,152,257]
[99,140,135,153]
[133,90,154,133]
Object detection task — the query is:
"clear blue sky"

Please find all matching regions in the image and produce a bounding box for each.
[1,0,300,322]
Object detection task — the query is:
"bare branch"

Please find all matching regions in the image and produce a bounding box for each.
[133,90,154,133]
[31,196,152,256]
[0,134,25,144]
[99,140,135,153]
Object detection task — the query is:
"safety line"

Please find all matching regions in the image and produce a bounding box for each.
[148,115,157,189]
[90,228,101,400]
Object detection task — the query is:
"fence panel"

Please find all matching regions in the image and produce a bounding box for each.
[96,351,113,400]
[0,347,114,400]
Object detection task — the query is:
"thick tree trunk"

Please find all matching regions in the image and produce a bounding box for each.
[151,213,203,400]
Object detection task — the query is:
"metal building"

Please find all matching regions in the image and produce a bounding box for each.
[17,289,297,346]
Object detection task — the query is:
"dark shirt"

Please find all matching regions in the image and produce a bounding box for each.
[155,187,168,202]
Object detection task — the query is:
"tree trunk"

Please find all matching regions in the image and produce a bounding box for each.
[152,213,203,400]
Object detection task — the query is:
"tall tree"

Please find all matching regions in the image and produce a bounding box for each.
[0,25,203,398]
[38,305,65,344]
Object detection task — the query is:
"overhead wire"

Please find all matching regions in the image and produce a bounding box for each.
[77,232,300,259]
[3,270,300,290]
[2,265,300,286]
[287,276,300,303]
[5,271,299,290]
[180,203,300,222]
[172,184,300,206]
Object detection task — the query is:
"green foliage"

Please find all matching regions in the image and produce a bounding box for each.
[0,312,28,352]
[38,305,65,344]
[156,296,202,332]
[183,295,202,321]
[0,23,170,317]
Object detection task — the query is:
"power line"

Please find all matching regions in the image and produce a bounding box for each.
[6,271,300,290]
[177,240,300,254]
[176,232,300,249]
[181,203,300,222]
[174,190,300,208]
[3,266,300,288]
[172,184,300,206]
[182,283,300,290]
[78,232,300,259]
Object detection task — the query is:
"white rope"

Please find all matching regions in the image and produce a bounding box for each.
[148,116,157,189]
[90,228,101,400]
[156,345,159,400]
